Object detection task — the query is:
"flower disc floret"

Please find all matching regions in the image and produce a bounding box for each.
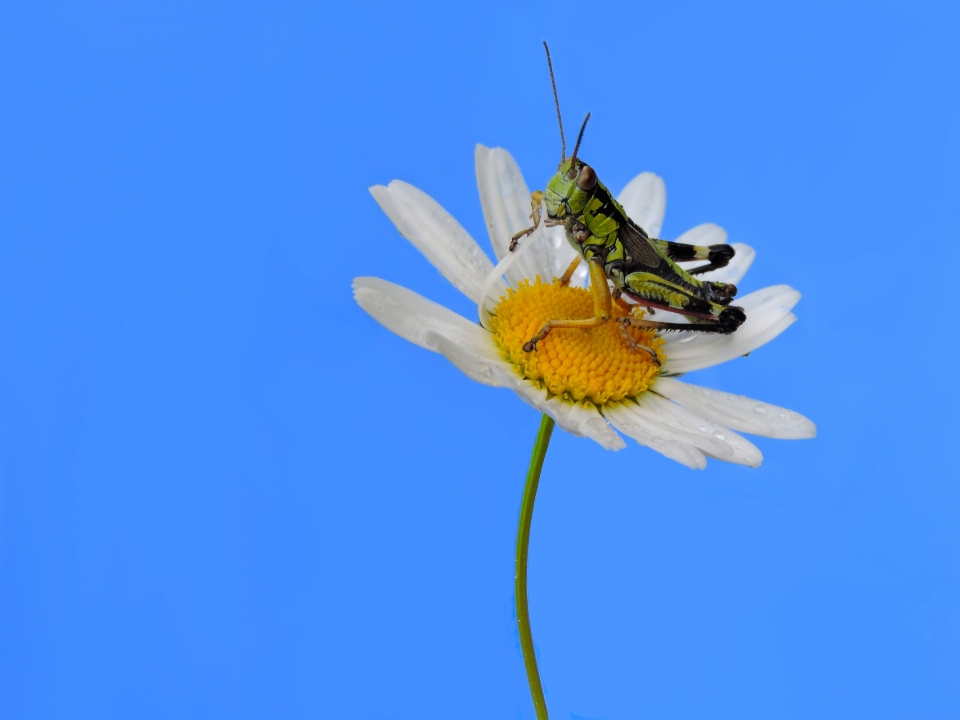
[488,278,664,406]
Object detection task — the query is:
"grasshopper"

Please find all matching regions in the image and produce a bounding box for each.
[511,44,746,363]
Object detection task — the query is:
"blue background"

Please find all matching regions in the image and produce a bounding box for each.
[2,1,959,718]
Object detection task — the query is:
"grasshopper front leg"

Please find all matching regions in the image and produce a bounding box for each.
[509,190,545,251]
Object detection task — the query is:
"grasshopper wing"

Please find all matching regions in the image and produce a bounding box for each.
[618,218,662,269]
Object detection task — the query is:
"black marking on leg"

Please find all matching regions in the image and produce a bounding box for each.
[687,244,735,275]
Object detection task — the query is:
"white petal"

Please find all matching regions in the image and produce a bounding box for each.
[353,276,621,452]
[505,384,626,451]
[542,223,583,283]
[489,376,625,450]
[474,145,540,283]
[477,218,557,327]
[353,277,490,355]
[370,181,498,303]
[737,284,799,314]
[353,277,622,449]
[653,377,817,439]
[602,403,706,469]
[425,330,517,389]
[662,285,801,374]
[617,172,666,238]
[699,243,756,285]
[474,146,578,283]
[673,222,727,247]
[631,394,763,467]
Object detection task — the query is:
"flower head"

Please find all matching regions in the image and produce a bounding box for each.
[488,278,663,405]
[354,146,814,468]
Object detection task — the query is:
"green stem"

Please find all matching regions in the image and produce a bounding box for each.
[516,413,555,720]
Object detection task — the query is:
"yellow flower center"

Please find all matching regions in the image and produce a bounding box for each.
[488,278,664,406]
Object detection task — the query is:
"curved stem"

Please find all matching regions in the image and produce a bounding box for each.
[516,413,555,720]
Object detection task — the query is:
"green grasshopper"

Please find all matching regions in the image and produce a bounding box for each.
[511,44,746,363]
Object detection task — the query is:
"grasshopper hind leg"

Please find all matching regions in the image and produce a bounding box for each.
[688,243,735,275]
[617,305,746,335]
[657,239,737,276]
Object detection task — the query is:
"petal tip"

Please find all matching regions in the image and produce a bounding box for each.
[608,435,628,451]
[351,276,377,299]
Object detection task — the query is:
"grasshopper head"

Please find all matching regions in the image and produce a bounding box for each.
[543,158,598,218]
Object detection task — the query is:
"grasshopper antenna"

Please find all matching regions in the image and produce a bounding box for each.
[570,112,591,163]
[543,42,565,161]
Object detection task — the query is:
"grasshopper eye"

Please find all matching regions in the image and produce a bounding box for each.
[576,164,597,190]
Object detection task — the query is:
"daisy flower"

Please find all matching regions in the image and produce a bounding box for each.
[354,145,815,469]
[355,143,816,719]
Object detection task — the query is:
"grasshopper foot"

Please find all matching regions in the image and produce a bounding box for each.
[523,323,552,352]
[510,227,535,252]
[617,318,661,366]
[709,282,738,305]
[718,305,746,333]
